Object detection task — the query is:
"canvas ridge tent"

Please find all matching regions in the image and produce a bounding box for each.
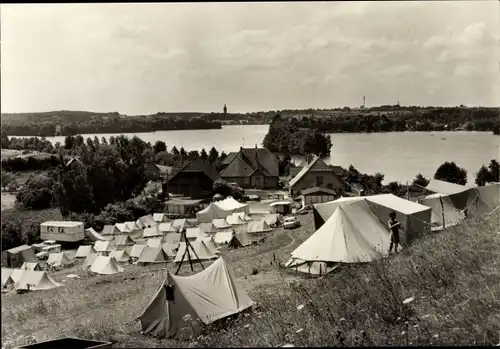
[198,223,218,234]
[165,233,182,246]
[147,238,164,248]
[162,243,178,258]
[285,200,391,275]
[424,179,475,196]
[263,214,281,227]
[158,222,177,234]
[125,221,142,233]
[115,223,132,234]
[137,257,254,339]
[174,240,217,263]
[228,232,252,249]
[417,193,466,229]
[226,214,246,226]
[213,231,233,244]
[110,249,131,263]
[130,244,147,259]
[172,219,191,232]
[137,246,168,265]
[47,252,74,268]
[83,253,100,269]
[76,245,96,258]
[196,197,250,223]
[314,194,432,246]
[102,225,121,236]
[194,236,219,255]
[14,270,62,291]
[246,220,272,233]
[90,256,124,275]
[20,262,42,271]
[94,240,113,253]
[212,218,232,230]
[153,213,168,223]
[2,245,37,268]
[136,215,157,229]
[185,227,207,240]
[84,228,111,242]
[114,235,135,247]
[234,212,252,222]
[143,226,163,238]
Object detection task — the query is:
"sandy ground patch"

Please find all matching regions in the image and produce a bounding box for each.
[1,192,17,211]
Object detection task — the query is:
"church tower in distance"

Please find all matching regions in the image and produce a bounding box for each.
[223,104,227,119]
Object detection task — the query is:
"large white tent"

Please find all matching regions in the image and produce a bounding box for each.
[285,200,391,274]
[196,197,250,223]
[137,257,254,339]
[314,194,432,246]
[14,270,62,291]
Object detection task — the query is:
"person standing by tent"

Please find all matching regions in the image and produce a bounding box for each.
[388,211,402,254]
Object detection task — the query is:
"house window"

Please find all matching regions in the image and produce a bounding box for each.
[316,176,323,186]
[58,227,65,233]
[327,183,333,189]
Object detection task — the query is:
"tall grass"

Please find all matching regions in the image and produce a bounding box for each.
[2,212,499,348]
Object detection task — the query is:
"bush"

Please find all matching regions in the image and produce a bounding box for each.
[1,155,62,172]
[16,173,56,210]
[434,161,467,185]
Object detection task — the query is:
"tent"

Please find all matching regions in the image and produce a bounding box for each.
[284,259,340,275]
[147,238,164,248]
[153,213,168,223]
[196,197,250,223]
[2,272,15,290]
[269,201,292,215]
[47,252,74,267]
[165,233,182,246]
[285,200,390,274]
[137,215,157,229]
[213,231,234,244]
[125,221,142,232]
[162,243,178,258]
[84,228,111,242]
[172,219,191,232]
[114,235,135,247]
[186,227,207,240]
[115,223,132,234]
[174,240,217,263]
[195,236,219,255]
[314,194,432,246]
[109,249,131,263]
[425,179,475,195]
[76,245,96,258]
[246,220,272,233]
[143,226,163,238]
[14,270,62,291]
[137,246,168,264]
[263,214,280,227]
[187,218,199,226]
[2,268,15,286]
[418,193,466,228]
[159,222,177,234]
[83,253,99,269]
[212,218,232,230]
[475,183,500,213]
[20,262,42,271]
[102,225,121,236]
[137,257,254,339]
[90,256,124,275]
[234,212,252,222]
[228,232,252,249]
[2,245,37,268]
[94,240,113,253]
[130,244,147,259]
[198,223,218,234]
[226,213,246,226]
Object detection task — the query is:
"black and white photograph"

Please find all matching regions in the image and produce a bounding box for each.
[1,1,499,348]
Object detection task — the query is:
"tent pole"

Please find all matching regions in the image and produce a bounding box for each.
[185,233,204,270]
[439,196,446,229]
[175,231,189,274]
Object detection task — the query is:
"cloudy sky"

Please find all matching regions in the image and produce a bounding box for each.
[1,2,498,114]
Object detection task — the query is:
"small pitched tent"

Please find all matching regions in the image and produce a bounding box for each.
[425,179,474,195]
[165,233,182,246]
[418,193,466,228]
[2,268,15,286]
[137,246,168,264]
[158,222,177,234]
[10,269,25,284]
[172,219,191,232]
[246,220,272,233]
[20,262,42,271]
[475,183,500,213]
[110,249,131,263]
[94,240,113,253]
[115,223,132,234]
[212,218,232,230]
[137,257,254,339]
[14,270,62,291]
[198,222,218,234]
[125,221,142,233]
[114,235,135,247]
[228,232,252,249]
[195,236,219,255]
[186,227,206,240]
[263,214,280,227]
[213,231,234,244]
[84,228,111,242]
[47,252,74,267]
[286,200,391,274]
[102,224,121,236]
[226,213,245,226]
[130,244,147,259]
[174,240,217,263]
[83,253,99,268]
[153,213,168,223]
[143,226,163,238]
[90,256,124,275]
[2,245,37,268]
[162,243,178,258]
[137,214,157,229]
[147,238,164,248]
[2,274,14,291]
[76,245,96,258]
[234,212,252,222]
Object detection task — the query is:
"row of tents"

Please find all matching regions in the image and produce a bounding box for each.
[285,183,499,275]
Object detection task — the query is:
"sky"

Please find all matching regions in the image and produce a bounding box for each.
[1,2,499,115]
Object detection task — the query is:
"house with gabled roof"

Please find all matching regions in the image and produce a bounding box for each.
[220,146,279,189]
[164,158,219,199]
[289,155,345,198]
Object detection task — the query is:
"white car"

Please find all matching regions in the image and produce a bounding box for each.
[283,216,301,229]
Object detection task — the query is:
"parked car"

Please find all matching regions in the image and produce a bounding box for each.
[283,216,301,229]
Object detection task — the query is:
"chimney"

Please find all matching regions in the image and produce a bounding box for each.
[255,144,258,163]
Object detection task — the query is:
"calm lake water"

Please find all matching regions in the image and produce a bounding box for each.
[20,125,498,184]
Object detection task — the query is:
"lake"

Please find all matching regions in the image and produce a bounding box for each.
[17,125,498,184]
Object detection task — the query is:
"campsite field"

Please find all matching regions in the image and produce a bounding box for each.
[2,211,500,348]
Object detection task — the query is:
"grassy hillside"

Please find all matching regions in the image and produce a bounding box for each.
[2,211,499,348]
